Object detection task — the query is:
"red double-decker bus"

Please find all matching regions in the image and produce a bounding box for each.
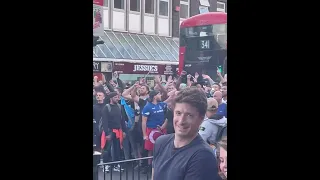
[179,12,227,80]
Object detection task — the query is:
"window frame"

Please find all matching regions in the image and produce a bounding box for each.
[144,0,155,15]
[217,1,226,13]
[199,0,210,7]
[158,0,169,17]
[180,0,189,20]
[113,0,125,11]
[129,0,141,13]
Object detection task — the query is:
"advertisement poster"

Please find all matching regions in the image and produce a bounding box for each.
[93,4,104,36]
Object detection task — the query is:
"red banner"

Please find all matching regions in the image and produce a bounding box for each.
[113,62,178,75]
[93,0,103,6]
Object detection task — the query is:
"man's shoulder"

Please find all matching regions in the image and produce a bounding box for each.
[219,103,227,107]
[192,136,215,151]
[191,141,216,162]
[155,134,174,146]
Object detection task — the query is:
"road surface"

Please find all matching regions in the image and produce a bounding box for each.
[97,166,151,180]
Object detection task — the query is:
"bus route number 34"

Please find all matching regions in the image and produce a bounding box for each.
[200,40,210,50]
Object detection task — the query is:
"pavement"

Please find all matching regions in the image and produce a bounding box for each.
[97,166,151,180]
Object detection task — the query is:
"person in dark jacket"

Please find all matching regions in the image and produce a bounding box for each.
[93,91,106,151]
[101,92,127,172]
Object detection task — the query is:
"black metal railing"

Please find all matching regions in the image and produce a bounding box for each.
[94,156,153,180]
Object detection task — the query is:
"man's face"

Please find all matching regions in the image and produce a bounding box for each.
[212,84,220,92]
[111,95,120,103]
[173,103,204,139]
[96,92,105,102]
[221,86,227,97]
[213,91,222,103]
[139,86,148,95]
[167,86,174,93]
[155,93,162,102]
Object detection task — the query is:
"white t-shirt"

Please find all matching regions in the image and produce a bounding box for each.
[222,98,227,104]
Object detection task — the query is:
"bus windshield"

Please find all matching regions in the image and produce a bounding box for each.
[181,24,227,49]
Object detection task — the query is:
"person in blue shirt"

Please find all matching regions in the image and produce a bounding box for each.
[142,90,168,169]
[213,91,227,118]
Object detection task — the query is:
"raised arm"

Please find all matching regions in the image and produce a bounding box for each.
[154,75,168,100]
[122,81,140,103]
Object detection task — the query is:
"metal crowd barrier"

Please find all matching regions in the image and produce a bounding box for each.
[94,156,153,180]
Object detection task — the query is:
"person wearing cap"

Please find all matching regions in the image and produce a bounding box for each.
[141,90,168,170]
[199,98,227,148]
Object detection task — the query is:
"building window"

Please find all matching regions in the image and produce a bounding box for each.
[199,0,210,7]
[180,0,189,19]
[145,0,155,14]
[159,0,169,16]
[130,0,140,12]
[217,1,226,12]
[104,0,108,7]
[114,0,124,9]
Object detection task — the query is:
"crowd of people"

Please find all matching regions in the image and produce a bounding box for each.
[93,69,227,179]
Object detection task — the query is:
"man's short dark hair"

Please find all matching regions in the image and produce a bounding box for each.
[213,83,221,88]
[173,87,207,117]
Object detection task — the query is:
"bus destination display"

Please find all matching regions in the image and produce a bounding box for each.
[199,39,210,50]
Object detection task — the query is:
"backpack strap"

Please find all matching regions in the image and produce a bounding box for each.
[106,104,111,113]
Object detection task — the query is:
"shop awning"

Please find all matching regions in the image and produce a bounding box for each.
[93,31,179,62]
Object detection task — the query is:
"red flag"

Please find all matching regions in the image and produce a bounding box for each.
[101,131,106,149]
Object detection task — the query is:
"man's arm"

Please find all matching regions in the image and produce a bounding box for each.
[142,116,148,140]
[122,82,139,103]
[141,105,150,140]
[122,85,135,101]
[130,82,141,104]
[106,82,115,92]
[154,75,168,100]
[184,150,221,180]
[160,119,168,131]
[175,76,182,90]
[117,78,125,90]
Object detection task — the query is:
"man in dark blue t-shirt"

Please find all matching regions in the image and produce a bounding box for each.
[152,88,221,180]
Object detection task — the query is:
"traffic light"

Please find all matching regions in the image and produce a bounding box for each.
[93,35,104,47]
